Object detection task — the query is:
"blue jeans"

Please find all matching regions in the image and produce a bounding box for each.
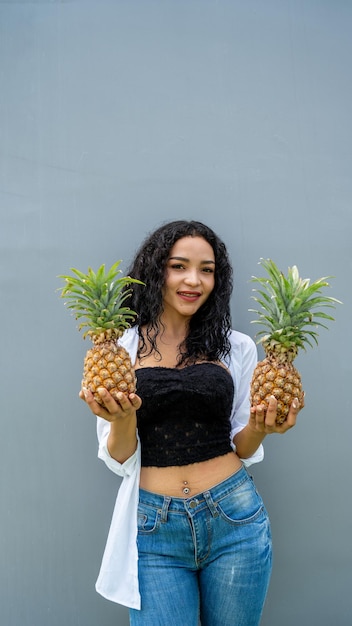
[129,466,272,626]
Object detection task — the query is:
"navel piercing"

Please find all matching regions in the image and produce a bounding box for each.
[182,480,190,495]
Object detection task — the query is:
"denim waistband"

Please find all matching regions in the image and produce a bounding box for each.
[138,464,250,517]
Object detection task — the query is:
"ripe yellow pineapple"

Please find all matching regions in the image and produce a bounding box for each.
[249,259,340,423]
[59,261,143,407]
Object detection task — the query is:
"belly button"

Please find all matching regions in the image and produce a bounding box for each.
[182,480,190,495]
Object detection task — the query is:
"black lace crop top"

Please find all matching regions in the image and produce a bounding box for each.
[135,362,235,467]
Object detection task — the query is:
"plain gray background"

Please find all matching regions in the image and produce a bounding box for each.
[1,1,351,625]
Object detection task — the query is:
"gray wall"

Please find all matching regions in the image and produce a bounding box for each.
[1,1,351,625]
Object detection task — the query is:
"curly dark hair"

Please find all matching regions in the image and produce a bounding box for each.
[125,220,233,365]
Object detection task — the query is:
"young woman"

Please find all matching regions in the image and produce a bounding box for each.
[81,220,301,626]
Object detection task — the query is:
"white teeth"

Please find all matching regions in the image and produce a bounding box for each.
[178,293,200,299]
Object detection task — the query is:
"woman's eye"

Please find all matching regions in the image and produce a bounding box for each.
[168,263,214,273]
[170,263,185,270]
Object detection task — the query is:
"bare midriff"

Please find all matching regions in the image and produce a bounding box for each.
[139,450,243,498]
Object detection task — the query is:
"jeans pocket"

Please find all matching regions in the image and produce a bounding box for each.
[137,502,161,534]
[216,477,264,525]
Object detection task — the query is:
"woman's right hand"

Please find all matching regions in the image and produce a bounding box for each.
[79,386,142,423]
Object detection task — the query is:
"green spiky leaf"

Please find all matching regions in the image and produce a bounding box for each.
[58,261,144,340]
[249,258,341,361]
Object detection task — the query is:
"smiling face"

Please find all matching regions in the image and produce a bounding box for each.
[162,236,216,322]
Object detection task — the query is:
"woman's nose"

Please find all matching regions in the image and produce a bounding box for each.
[184,269,201,286]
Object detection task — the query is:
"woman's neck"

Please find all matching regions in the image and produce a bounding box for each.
[138,319,188,368]
[157,313,189,344]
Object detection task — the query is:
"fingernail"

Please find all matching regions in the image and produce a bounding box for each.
[292,398,299,408]
[82,387,88,398]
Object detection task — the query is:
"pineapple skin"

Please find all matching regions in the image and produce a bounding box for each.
[250,357,304,424]
[83,340,136,406]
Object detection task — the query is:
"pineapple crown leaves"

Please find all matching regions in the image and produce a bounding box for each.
[249,258,341,353]
[58,261,144,340]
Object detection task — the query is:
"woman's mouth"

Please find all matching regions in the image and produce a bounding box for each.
[177,291,201,301]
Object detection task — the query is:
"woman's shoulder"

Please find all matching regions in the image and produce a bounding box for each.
[224,329,258,381]
[118,326,139,359]
[228,329,257,351]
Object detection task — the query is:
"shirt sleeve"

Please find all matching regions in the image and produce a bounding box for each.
[227,331,264,466]
[96,327,140,477]
[96,417,140,478]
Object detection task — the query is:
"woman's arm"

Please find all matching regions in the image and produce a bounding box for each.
[234,395,301,459]
[81,387,141,463]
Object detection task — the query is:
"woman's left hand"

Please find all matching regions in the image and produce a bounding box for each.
[249,394,304,434]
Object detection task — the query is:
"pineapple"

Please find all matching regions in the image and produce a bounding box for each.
[59,261,143,407]
[249,259,340,424]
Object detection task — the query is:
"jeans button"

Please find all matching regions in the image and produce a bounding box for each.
[189,499,198,508]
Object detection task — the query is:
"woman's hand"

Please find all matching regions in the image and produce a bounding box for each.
[249,394,304,435]
[79,386,142,423]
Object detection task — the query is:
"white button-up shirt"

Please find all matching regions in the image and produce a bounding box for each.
[95,327,263,609]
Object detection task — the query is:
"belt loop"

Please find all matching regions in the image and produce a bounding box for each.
[203,491,219,518]
[160,496,171,522]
